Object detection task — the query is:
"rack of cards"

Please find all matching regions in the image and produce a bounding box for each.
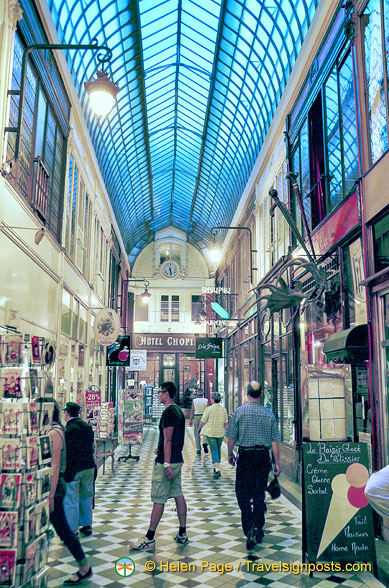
[0,399,53,587]
[96,402,115,439]
[151,387,164,422]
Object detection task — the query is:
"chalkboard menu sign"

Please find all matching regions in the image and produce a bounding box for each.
[302,442,376,563]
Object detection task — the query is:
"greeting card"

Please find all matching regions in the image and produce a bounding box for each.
[0,438,25,470]
[2,401,25,434]
[37,468,51,500]
[0,474,22,509]
[24,472,38,507]
[4,333,23,366]
[39,403,53,434]
[36,500,49,535]
[32,567,48,588]
[38,436,51,466]
[23,540,38,583]
[0,549,17,586]
[26,437,39,470]
[29,369,39,399]
[26,506,38,544]
[31,336,41,364]
[1,368,23,399]
[35,534,48,570]
[28,402,39,435]
[0,512,18,548]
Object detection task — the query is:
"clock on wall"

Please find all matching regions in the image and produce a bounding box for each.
[161,261,179,278]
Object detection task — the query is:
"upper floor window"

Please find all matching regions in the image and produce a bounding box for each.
[191,295,202,322]
[159,244,181,265]
[290,48,359,232]
[161,295,180,322]
[361,0,389,165]
[6,32,68,242]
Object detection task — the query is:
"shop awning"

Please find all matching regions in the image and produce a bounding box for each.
[323,324,368,363]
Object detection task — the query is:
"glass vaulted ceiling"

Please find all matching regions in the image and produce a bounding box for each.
[48,0,319,260]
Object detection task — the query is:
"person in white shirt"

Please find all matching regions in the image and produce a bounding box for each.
[189,389,208,454]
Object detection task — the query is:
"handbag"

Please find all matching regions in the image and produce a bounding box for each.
[266,472,281,499]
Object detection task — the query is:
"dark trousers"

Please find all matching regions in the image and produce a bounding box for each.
[235,450,271,537]
[50,479,86,564]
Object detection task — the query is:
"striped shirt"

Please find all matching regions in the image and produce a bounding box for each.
[200,404,228,438]
[226,402,280,448]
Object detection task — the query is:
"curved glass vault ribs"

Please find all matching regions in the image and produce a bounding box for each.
[48,0,319,259]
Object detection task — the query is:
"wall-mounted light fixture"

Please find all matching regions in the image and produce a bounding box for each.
[0,223,45,245]
[209,225,257,284]
[141,281,151,304]
[5,38,118,165]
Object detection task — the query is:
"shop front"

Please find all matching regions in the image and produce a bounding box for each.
[131,333,206,405]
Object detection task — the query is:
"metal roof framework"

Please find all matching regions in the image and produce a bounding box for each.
[47,0,319,261]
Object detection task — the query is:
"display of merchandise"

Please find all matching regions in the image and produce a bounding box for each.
[118,390,143,445]
[143,386,153,419]
[96,402,115,438]
[0,331,50,402]
[0,399,52,586]
[151,387,164,421]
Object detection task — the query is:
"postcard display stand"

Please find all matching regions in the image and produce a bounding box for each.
[0,399,54,587]
[117,390,143,462]
[0,332,52,402]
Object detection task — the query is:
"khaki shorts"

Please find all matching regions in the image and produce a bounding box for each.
[151,462,183,504]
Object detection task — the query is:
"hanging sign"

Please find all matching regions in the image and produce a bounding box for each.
[106,336,131,366]
[129,350,147,371]
[94,308,121,346]
[302,442,376,563]
[195,337,223,358]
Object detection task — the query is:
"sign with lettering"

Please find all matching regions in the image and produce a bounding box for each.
[195,338,223,358]
[311,193,358,256]
[133,333,196,352]
[302,442,376,563]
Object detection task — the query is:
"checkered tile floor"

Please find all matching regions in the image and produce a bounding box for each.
[47,427,384,587]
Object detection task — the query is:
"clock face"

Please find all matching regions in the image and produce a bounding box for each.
[162,261,179,278]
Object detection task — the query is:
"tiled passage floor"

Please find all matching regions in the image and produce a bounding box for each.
[47,427,385,588]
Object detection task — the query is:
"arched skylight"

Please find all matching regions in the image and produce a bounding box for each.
[48,0,319,256]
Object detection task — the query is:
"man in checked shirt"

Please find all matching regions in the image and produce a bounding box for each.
[226,381,281,551]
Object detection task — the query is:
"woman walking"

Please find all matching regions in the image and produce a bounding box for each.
[198,393,228,478]
[38,398,93,585]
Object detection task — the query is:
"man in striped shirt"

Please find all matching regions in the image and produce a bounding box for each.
[226,381,281,551]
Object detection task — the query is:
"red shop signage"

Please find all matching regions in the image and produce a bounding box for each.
[311,193,358,256]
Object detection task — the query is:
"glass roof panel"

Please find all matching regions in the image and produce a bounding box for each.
[47,0,319,256]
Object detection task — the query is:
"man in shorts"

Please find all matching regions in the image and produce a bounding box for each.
[129,381,188,551]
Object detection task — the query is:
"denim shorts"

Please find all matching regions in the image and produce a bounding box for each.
[151,462,183,504]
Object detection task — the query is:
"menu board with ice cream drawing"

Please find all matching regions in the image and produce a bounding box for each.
[302,442,376,563]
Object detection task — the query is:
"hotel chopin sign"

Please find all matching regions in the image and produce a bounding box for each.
[133,334,196,352]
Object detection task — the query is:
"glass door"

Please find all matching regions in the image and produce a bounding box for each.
[377,290,389,464]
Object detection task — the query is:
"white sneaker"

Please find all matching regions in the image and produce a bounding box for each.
[129,536,156,551]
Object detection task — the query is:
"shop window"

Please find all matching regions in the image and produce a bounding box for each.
[61,290,72,336]
[6,32,67,242]
[344,239,367,327]
[362,0,389,164]
[191,295,202,322]
[373,213,389,272]
[291,49,358,232]
[134,295,149,321]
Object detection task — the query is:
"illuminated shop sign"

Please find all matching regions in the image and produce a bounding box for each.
[133,334,196,352]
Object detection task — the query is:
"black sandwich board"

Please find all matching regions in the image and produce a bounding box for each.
[302,442,376,568]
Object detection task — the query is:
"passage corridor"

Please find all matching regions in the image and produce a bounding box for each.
[48,428,384,588]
